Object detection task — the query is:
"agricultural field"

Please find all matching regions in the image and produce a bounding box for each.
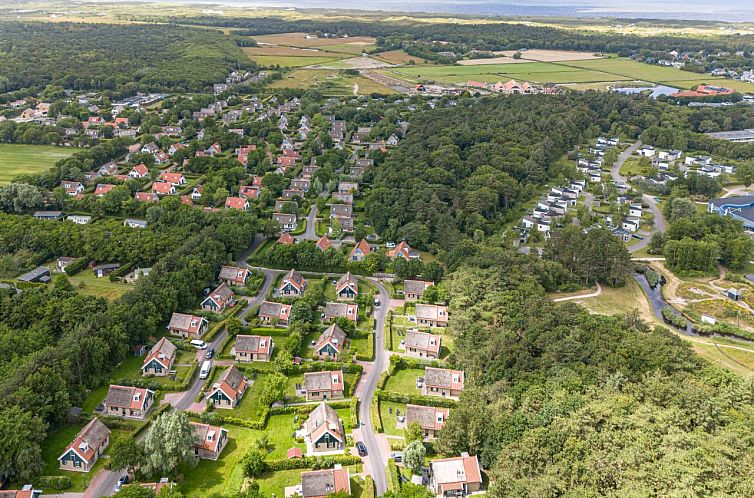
[0,143,72,184]
[373,49,428,65]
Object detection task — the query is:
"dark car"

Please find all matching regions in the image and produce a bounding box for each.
[205,348,215,359]
[356,441,368,456]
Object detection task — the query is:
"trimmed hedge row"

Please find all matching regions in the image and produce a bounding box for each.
[108,262,135,282]
[373,396,383,433]
[387,459,401,492]
[115,362,198,392]
[63,257,89,276]
[377,389,458,408]
[361,475,375,498]
[267,454,361,471]
[192,406,270,430]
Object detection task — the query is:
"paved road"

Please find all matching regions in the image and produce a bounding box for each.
[237,268,277,324]
[358,277,390,495]
[172,327,228,411]
[610,140,642,184]
[609,140,666,252]
[296,205,320,242]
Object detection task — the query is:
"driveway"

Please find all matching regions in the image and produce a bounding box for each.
[610,140,642,184]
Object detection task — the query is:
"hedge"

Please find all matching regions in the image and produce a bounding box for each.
[377,389,458,408]
[63,257,89,276]
[115,362,197,392]
[361,475,375,498]
[694,320,754,342]
[35,476,71,490]
[0,278,46,290]
[373,396,383,433]
[108,262,135,282]
[267,454,361,471]
[192,406,270,430]
[387,459,401,492]
[235,361,362,377]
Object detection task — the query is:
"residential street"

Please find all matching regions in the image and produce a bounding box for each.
[296,204,320,242]
[609,139,666,252]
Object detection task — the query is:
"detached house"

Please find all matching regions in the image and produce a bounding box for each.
[219,266,251,287]
[388,241,414,260]
[280,269,306,296]
[167,313,208,339]
[335,272,358,300]
[324,302,358,322]
[314,324,347,360]
[300,467,351,498]
[206,366,248,409]
[304,370,345,401]
[258,301,292,326]
[316,235,332,251]
[424,367,464,398]
[160,172,186,186]
[429,454,483,497]
[201,283,235,313]
[58,418,110,472]
[404,280,433,301]
[406,404,449,440]
[225,196,250,211]
[142,337,177,377]
[350,239,372,262]
[278,232,295,245]
[103,385,155,419]
[190,422,228,460]
[405,330,442,359]
[61,181,84,196]
[273,213,297,231]
[305,402,345,453]
[135,192,159,203]
[152,182,176,196]
[94,183,115,197]
[416,304,449,327]
[129,164,149,179]
[234,335,273,362]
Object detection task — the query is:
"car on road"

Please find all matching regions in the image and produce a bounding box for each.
[190,339,208,350]
[356,441,368,456]
[205,348,215,359]
[374,298,381,307]
[114,475,129,492]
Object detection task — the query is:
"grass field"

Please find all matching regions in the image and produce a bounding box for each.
[66,270,131,300]
[0,144,72,184]
[245,54,341,67]
[269,69,394,95]
[386,56,754,92]
[36,424,107,492]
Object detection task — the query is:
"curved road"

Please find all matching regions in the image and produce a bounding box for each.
[296,205,319,242]
[610,140,666,252]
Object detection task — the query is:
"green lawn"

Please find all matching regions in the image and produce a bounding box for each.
[229,374,269,420]
[350,332,374,360]
[34,424,108,492]
[0,143,73,184]
[247,54,342,67]
[379,401,407,436]
[384,368,424,394]
[66,270,131,300]
[180,414,305,497]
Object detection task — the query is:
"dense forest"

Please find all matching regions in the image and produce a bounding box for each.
[364,92,660,250]
[160,15,754,57]
[0,206,258,482]
[436,263,754,496]
[0,22,252,95]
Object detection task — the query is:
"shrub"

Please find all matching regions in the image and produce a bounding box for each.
[361,475,375,498]
[36,476,71,490]
[387,459,401,492]
[63,257,88,276]
[266,455,361,471]
[377,389,457,408]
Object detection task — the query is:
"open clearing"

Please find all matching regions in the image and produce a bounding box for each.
[250,32,375,49]
[269,69,395,95]
[243,46,327,57]
[373,49,428,65]
[0,144,72,184]
[457,56,533,66]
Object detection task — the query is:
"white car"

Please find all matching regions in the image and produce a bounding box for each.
[385,241,396,248]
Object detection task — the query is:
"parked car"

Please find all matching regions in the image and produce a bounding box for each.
[386,241,396,248]
[114,475,129,492]
[391,451,404,463]
[205,348,215,359]
[356,441,368,456]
